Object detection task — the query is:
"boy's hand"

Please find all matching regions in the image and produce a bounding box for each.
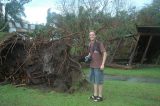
[100,64,104,70]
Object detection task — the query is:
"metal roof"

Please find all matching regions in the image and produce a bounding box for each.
[136,26,160,36]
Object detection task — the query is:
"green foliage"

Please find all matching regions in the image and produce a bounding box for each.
[0,17,5,30]
[28,24,48,37]
[5,0,25,22]
[137,0,160,25]
[45,0,139,55]
[70,46,84,55]
[0,0,31,31]
[0,32,8,41]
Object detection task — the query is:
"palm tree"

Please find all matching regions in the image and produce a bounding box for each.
[0,0,31,31]
[5,0,27,22]
[0,2,3,17]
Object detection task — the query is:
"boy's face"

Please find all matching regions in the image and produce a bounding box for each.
[89,32,96,41]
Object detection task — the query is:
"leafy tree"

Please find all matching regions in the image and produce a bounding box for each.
[0,0,31,31]
[137,0,160,25]
[46,0,140,54]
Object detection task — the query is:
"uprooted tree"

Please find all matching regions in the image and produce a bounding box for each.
[0,33,88,92]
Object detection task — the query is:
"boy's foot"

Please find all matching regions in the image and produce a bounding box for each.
[94,96,103,102]
[89,95,97,100]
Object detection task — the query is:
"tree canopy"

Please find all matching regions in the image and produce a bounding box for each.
[0,0,31,31]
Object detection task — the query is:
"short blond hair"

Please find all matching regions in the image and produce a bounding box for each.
[89,30,95,33]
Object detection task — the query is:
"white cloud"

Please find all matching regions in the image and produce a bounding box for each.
[25,6,50,24]
[131,0,152,8]
[24,0,59,24]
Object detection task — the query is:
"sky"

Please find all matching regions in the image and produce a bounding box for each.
[24,0,59,24]
[24,0,153,24]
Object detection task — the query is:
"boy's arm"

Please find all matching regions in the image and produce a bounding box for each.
[100,51,107,70]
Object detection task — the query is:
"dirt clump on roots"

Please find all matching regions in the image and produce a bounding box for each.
[0,33,88,93]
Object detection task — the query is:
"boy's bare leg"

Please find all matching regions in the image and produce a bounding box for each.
[98,84,103,97]
[94,84,98,96]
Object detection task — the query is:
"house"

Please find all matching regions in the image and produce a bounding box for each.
[8,20,35,33]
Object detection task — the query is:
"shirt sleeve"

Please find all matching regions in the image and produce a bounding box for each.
[100,42,106,53]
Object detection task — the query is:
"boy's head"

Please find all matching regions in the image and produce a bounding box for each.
[89,30,96,41]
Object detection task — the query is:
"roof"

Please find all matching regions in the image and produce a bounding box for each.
[136,26,160,36]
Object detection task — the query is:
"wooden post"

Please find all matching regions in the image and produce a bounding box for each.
[156,55,160,65]
[140,36,153,64]
[109,38,123,64]
[128,40,134,57]
[128,35,140,66]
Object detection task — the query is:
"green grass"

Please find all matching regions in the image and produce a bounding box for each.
[0,80,160,106]
[0,32,7,37]
[83,67,160,79]
[0,32,8,41]
[0,67,160,106]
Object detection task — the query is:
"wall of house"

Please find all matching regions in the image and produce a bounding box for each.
[8,21,35,33]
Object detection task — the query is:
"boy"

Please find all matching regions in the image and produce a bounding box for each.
[86,31,107,102]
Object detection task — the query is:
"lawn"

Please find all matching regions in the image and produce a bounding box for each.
[83,67,160,79]
[0,80,160,106]
[1,67,160,106]
[0,32,7,37]
[0,32,9,41]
